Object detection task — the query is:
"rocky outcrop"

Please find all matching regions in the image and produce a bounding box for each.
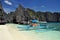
[13,5,31,24]
[0,0,60,24]
[36,11,60,22]
[26,8,37,19]
[0,1,7,24]
[37,12,46,21]
[7,12,14,23]
[58,13,60,21]
[15,4,25,23]
[45,12,57,22]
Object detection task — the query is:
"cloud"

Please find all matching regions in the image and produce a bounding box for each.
[41,5,45,8]
[4,0,12,5]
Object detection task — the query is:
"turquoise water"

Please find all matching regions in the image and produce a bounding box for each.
[11,23,60,40]
[47,22,60,30]
[17,22,60,31]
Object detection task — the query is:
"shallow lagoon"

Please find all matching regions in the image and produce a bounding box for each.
[6,22,60,40]
[17,22,60,40]
[17,22,60,31]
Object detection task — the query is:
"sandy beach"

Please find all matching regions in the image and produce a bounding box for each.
[0,24,60,40]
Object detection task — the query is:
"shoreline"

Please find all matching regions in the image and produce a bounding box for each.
[6,24,60,40]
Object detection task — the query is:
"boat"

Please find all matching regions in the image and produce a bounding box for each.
[39,21,47,23]
[17,20,47,30]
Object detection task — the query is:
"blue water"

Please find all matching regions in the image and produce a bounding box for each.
[15,22,60,40]
[17,22,60,31]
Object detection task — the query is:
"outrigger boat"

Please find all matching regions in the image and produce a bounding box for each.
[17,20,47,31]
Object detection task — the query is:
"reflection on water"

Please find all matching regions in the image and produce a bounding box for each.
[17,22,60,31]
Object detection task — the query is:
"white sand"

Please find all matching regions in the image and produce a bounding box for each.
[0,24,60,40]
[0,25,14,40]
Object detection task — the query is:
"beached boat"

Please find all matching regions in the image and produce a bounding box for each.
[16,21,48,30]
[39,21,47,23]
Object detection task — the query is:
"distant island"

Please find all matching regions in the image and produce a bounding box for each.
[0,1,60,24]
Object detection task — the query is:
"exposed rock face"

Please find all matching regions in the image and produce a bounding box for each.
[16,5,25,23]
[0,0,60,24]
[36,12,60,22]
[26,8,37,20]
[45,12,57,22]
[37,12,46,21]
[7,12,14,23]
[58,13,60,21]
[13,5,31,24]
[24,9,31,21]
[0,1,7,23]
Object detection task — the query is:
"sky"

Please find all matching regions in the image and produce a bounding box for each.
[1,0,60,13]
